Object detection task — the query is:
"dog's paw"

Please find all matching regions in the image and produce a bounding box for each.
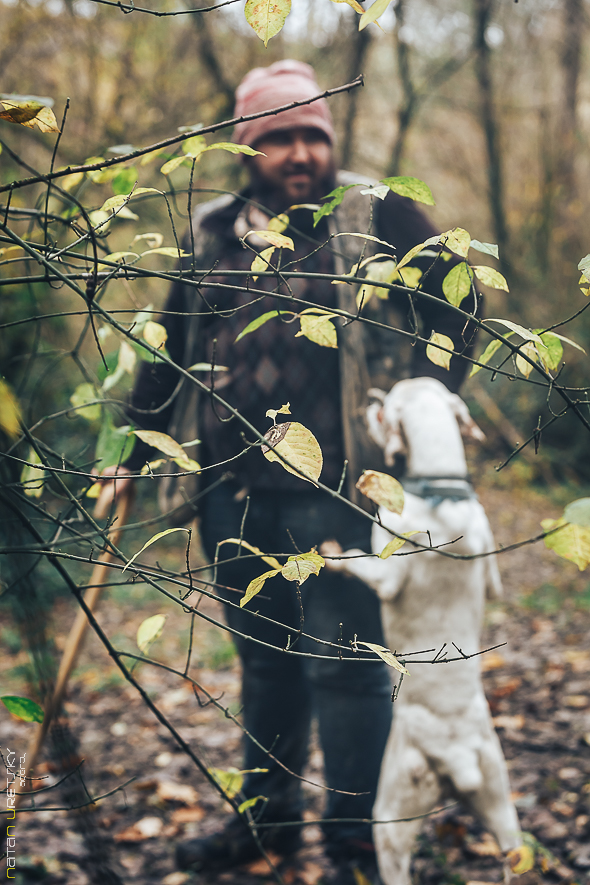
[319,539,344,570]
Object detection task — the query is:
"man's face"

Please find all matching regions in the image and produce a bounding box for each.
[248,126,335,209]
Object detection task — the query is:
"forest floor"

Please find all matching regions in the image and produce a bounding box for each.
[3,456,590,885]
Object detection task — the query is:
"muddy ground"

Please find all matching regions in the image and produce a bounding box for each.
[2,458,590,885]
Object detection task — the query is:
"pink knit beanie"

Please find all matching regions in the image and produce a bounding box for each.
[232,60,335,148]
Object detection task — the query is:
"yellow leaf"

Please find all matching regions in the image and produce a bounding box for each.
[143,321,168,350]
[137,613,167,654]
[469,338,503,377]
[379,530,424,559]
[241,568,281,608]
[0,99,59,132]
[397,235,440,270]
[330,0,364,12]
[426,332,454,370]
[70,382,101,421]
[182,134,206,159]
[359,0,392,30]
[244,0,292,46]
[356,641,410,675]
[262,422,323,485]
[472,265,509,291]
[133,429,195,470]
[141,247,190,258]
[123,527,190,572]
[0,246,23,260]
[356,470,404,514]
[267,213,289,233]
[266,403,291,422]
[507,844,535,875]
[160,156,189,175]
[398,266,423,289]
[60,172,84,192]
[100,194,128,213]
[132,232,164,250]
[100,251,140,265]
[86,481,102,499]
[515,340,538,378]
[21,447,45,498]
[0,379,21,439]
[296,314,338,348]
[248,230,294,250]
[281,551,325,584]
[208,767,268,797]
[440,227,471,258]
[217,538,281,571]
[542,518,590,571]
[251,246,275,280]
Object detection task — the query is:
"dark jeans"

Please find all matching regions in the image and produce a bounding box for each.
[201,481,392,849]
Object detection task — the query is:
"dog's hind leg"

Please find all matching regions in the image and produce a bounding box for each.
[374,741,441,885]
[465,732,521,851]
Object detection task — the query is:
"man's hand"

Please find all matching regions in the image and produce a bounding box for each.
[93,466,133,519]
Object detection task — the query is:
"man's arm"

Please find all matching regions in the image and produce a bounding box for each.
[376,192,480,393]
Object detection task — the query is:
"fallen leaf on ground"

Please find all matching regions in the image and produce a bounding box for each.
[114,816,163,842]
[466,833,501,858]
[162,873,190,885]
[170,806,206,824]
[480,651,505,671]
[492,714,525,730]
[243,849,284,875]
[156,780,199,805]
[565,694,588,708]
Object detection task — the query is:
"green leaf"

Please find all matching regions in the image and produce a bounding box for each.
[262,421,323,485]
[160,155,190,175]
[70,382,101,420]
[182,135,206,159]
[100,194,128,213]
[244,0,291,45]
[472,265,509,291]
[356,641,410,675]
[426,332,454,370]
[123,527,190,572]
[470,239,499,260]
[487,320,542,343]
[536,332,563,371]
[359,0,393,30]
[103,340,137,393]
[355,470,404,514]
[20,447,45,498]
[1,695,44,723]
[208,767,268,798]
[469,338,503,377]
[399,266,423,289]
[578,253,590,283]
[380,176,435,206]
[238,796,265,814]
[204,142,265,157]
[397,235,441,270]
[137,613,167,654]
[379,530,424,559]
[112,166,138,195]
[235,310,294,343]
[241,568,281,608]
[440,228,471,258]
[96,416,135,470]
[542,518,590,571]
[217,538,281,570]
[281,551,325,584]
[313,184,359,226]
[296,314,338,348]
[563,498,590,528]
[442,262,473,306]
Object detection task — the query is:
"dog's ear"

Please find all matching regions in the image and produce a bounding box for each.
[366,402,388,449]
[447,393,486,442]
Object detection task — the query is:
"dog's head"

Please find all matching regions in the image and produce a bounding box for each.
[367,379,484,466]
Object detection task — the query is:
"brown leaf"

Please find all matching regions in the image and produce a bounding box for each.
[243,849,283,876]
[492,714,525,731]
[0,99,59,132]
[156,780,199,805]
[170,806,206,824]
[114,816,163,842]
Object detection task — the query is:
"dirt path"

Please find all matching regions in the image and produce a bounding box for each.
[3,465,590,885]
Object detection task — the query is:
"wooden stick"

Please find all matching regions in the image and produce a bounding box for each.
[18,486,134,806]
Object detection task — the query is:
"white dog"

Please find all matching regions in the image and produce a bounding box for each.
[323,377,520,885]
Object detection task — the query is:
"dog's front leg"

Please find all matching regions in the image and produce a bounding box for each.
[320,540,397,597]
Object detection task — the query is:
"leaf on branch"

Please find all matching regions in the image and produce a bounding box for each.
[235,310,294,343]
[247,230,294,250]
[85,157,118,184]
[535,332,563,371]
[548,331,586,354]
[356,641,410,675]
[439,227,471,258]
[563,498,590,528]
[397,235,441,270]
[472,265,509,291]
[100,194,129,213]
[0,379,21,439]
[132,232,164,250]
[205,142,265,157]
[137,613,167,654]
[380,176,435,206]
[379,530,424,559]
[218,538,281,570]
[281,551,325,584]
[182,134,206,159]
[103,340,137,392]
[251,246,276,280]
[426,332,454,370]
[188,362,228,373]
[96,417,135,470]
[21,447,45,498]
[266,403,291,422]
[442,262,473,306]
[0,99,59,132]
[357,259,398,306]
[100,251,140,265]
[267,213,290,233]
[313,184,360,226]
[142,247,191,258]
[160,156,190,175]
[330,0,365,13]
[262,422,323,485]
[578,253,590,283]
[1,695,44,723]
[359,0,393,30]
[470,239,499,259]
[356,470,404,514]
[123,527,190,572]
[244,0,292,46]
[296,313,338,348]
[112,166,138,195]
[469,338,503,377]
[241,568,281,607]
[238,796,265,814]
[399,266,423,289]
[487,319,542,343]
[133,429,199,471]
[70,382,102,420]
[359,184,390,200]
[542,517,590,571]
[143,321,168,350]
[515,340,538,378]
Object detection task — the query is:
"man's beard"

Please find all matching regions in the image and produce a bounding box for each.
[248,163,336,215]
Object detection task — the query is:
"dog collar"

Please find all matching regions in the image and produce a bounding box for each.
[401,476,476,502]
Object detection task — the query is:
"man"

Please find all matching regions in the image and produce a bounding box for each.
[109,61,474,883]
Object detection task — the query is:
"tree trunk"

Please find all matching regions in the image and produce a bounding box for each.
[339,19,371,170]
[559,0,583,198]
[387,0,417,176]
